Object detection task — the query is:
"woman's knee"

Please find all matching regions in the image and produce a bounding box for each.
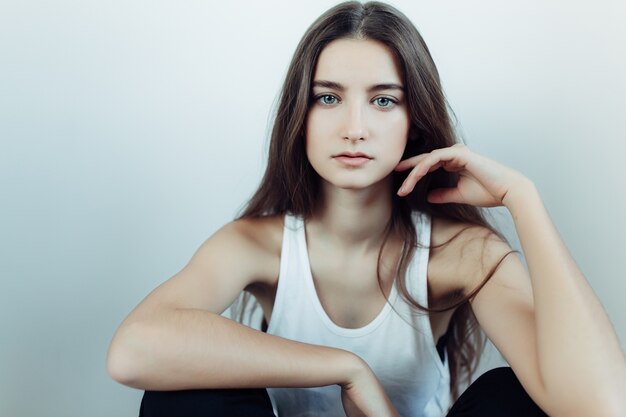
[446,367,548,417]
[471,366,517,389]
[139,388,276,417]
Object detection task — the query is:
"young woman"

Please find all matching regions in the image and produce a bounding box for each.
[106,2,626,416]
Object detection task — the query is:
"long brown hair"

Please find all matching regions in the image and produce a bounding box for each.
[235,0,516,404]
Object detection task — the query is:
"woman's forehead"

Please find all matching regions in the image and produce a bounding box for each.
[313,38,403,88]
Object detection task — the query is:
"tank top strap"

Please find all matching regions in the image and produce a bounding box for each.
[409,210,432,307]
[266,213,308,334]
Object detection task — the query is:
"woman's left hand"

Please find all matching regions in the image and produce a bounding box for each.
[395,144,531,208]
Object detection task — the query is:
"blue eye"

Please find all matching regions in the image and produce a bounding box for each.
[374,97,396,109]
[317,94,338,105]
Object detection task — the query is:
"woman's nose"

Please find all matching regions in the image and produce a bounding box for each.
[342,104,368,141]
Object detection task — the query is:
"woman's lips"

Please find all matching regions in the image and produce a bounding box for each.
[333,155,372,167]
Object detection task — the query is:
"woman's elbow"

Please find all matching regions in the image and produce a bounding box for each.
[105,321,146,386]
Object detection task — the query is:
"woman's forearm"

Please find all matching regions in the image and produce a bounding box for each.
[503,180,626,415]
[106,307,362,391]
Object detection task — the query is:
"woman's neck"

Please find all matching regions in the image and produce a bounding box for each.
[308,179,393,253]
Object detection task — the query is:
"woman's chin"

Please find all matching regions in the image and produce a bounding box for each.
[321,176,392,193]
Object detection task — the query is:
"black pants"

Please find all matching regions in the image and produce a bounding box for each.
[139,366,548,416]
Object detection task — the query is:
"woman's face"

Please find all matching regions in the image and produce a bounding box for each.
[305,38,410,192]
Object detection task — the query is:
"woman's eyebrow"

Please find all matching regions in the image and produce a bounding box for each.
[312,80,404,92]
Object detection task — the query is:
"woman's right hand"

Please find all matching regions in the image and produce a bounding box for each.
[339,360,401,417]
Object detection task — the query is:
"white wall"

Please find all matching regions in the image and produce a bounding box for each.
[1,1,624,416]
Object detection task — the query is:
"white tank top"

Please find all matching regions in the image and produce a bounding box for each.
[265,211,452,417]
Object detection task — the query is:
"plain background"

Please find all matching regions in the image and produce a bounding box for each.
[1,0,625,416]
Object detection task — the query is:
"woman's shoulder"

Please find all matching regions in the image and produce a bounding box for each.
[429,215,513,296]
[215,214,284,287]
[225,214,284,256]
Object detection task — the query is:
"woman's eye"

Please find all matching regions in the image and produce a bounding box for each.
[317,95,338,105]
[374,97,396,108]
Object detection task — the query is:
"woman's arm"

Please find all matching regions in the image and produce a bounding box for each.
[108,305,362,390]
[502,179,626,416]
[106,219,359,390]
[396,144,626,416]
[106,219,400,417]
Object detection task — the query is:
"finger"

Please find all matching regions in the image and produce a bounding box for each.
[397,165,428,195]
[422,147,468,171]
[397,146,471,195]
[397,156,448,196]
[396,145,467,173]
[394,154,428,172]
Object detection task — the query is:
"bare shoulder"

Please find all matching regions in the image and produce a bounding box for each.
[219,214,284,287]
[227,215,283,254]
[119,215,284,319]
[429,216,515,297]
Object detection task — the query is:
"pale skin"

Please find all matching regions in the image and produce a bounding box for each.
[106,38,626,417]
